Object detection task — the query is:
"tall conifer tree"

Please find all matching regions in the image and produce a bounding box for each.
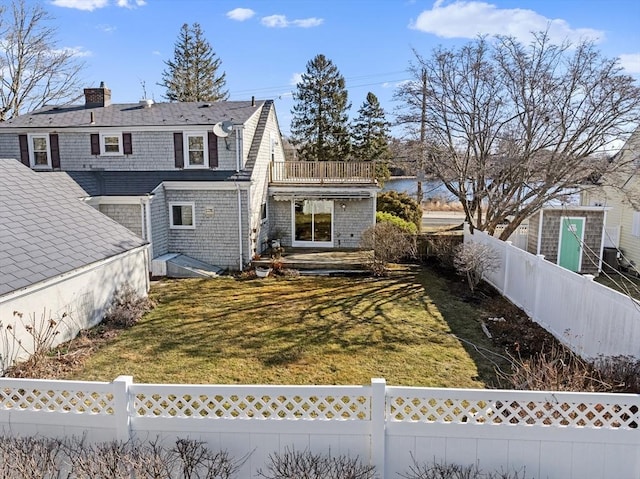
[352,92,391,183]
[290,54,351,161]
[160,23,228,102]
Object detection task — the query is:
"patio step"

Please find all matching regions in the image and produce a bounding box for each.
[252,248,371,274]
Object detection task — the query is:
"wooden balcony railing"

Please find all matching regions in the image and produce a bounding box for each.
[270,161,377,184]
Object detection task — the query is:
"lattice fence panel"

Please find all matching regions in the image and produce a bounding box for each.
[0,387,115,415]
[134,391,370,420]
[388,394,639,429]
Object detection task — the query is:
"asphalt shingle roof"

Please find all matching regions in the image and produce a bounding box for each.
[67,170,251,196]
[1,100,264,129]
[0,159,147,297]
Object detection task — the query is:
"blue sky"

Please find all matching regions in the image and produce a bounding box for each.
[48,0,640,136]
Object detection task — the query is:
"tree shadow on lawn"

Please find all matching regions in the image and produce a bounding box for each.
[134,267,508,387]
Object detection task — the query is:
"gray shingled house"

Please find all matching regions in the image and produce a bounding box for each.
[0,83,378,274]
[0,159,149,369]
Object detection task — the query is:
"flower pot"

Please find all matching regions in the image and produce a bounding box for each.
[255,267,271,278]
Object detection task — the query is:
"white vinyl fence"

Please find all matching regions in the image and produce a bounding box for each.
[465,226,640,359]
[0,376,638,479]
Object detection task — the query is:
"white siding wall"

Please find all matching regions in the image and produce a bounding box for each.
[0,246,149,367]
[248,106,285,257]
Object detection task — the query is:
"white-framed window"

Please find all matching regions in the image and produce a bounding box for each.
[28,134,51,168]
[260,202,268,223]
[184,132,208,168]
[169,202,196,229]
[632,211,640,237]
[100,133,122,155]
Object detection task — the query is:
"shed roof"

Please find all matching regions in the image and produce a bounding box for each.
[0,159,147,297]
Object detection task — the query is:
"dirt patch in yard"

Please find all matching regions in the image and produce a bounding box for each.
[430,263,563,361]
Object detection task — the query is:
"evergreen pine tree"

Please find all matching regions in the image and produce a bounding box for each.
[160,23,228,102]
[290,54,351,161]
[352,92,391,183]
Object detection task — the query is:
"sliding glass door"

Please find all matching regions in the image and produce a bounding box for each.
[292,199,333,247]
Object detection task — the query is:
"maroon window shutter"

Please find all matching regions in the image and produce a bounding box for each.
[19,135,29,166]
[50,133,60,169]
[208,131,218,168]
[90,133,100,155]
[123,133,133,155]
[173,132,184,168]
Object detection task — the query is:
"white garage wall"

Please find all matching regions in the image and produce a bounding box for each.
[0,246,149,369]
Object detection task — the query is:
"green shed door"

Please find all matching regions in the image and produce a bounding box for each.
[558,217,585,272]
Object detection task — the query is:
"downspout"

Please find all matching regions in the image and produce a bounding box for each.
[237,184,243,271]
[141,195,153,271]
[235,126,243,172]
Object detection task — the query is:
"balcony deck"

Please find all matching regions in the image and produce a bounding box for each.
[270,161,377,184]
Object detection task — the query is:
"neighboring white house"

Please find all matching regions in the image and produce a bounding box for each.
[0,83,378,274]
[581,127,640,273]
[0,159,149,369]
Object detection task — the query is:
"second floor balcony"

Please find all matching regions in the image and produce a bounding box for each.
[269,161,378,185]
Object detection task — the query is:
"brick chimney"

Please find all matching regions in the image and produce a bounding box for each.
[84,81,111,108]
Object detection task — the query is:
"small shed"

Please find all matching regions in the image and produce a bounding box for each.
[527,206,609,275]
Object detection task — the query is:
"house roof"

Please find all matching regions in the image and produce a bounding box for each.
[67,170,251,196]
[0,100,263,129]
[0,159,147,297]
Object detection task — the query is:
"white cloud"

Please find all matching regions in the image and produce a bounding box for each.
[292,18,323,28]
[227,8,256,21]
[290,73,303,86]
[619,53,640,75]
[261,14,323,28]
[51,0,144,10]
[51,0,109,11]
[262,15,288,28]
[117,0,146,8]
[96,24,116,33]
[411,1,604,44]
[152,50,161,56]
[53,46,93,58]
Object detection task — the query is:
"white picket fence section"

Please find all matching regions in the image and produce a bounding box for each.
[0,376,638,478]
[465,226,640,359]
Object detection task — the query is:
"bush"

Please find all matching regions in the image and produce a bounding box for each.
[502,345,640,393]
[360,221,417,276]
[400,456,531,479]
[0,436,246,479]
[376,211,418,234]
[377,191,422,231]
[257,447,376,479]
[103,284,155,329]
[453,242,500,293]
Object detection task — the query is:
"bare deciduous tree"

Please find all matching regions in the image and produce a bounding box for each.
[397,32,640,239]
[0,0,85,121]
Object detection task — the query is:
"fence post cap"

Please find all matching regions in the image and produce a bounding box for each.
[114,375,133,384]
[371,378,386,386]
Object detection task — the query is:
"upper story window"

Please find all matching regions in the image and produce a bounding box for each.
[29,134,51,168]
[19,133,60,169]
[101,134,122,155]
[173,131,218,169]
[90,133,132,156]
[184,133,207,168]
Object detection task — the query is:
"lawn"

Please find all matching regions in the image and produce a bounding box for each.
[69,267,505,387]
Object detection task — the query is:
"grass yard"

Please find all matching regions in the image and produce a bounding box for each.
[69,267,506,387]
